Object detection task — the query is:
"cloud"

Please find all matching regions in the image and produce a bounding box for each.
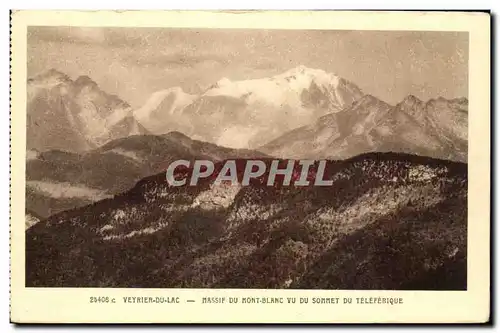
[27,26,159,48]
[123,51,230,69]
[28,26,107,45]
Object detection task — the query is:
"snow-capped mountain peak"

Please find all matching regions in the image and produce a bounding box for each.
[277,65,341,89]
[27,68,72,89]
[135,66,364,149]
[27,70,146,152]
[134,87,196,122]
[202,66,350,110]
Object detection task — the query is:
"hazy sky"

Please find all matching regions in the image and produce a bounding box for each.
[27,27,468,108]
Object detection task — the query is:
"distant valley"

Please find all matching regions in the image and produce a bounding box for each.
[26,132,267,221]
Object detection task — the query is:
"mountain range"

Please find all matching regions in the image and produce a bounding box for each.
[25,66,468,289]
[261,94,468,162]
[25,66,468,223]
[26,132,267,221]
[26,152,467,289]
[27,69,148,152]
[27,66,467,163]
[133,65,364,149]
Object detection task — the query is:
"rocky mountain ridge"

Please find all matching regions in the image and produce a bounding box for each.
[27,69,148,152]
[26,152,467,289]
[261,94,468,162]
[25,132,268,220]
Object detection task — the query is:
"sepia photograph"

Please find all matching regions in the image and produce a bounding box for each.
[24,26,469,290]
[10,10,490,323]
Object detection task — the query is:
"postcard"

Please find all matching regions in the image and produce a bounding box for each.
[10,10,490,323]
